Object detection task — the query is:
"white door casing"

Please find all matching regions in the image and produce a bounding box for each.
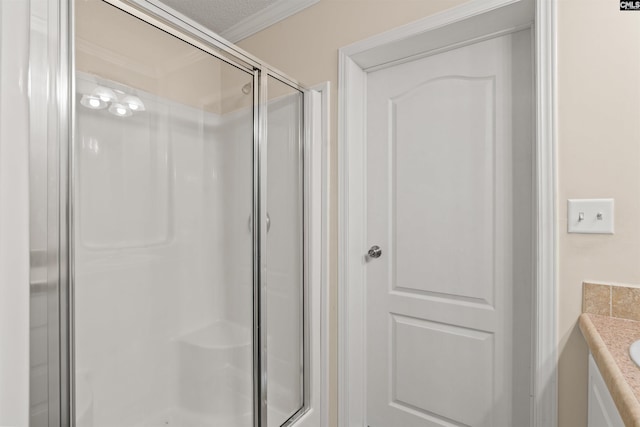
[365,31,531,427]
[338,0,558,426]
[292,83,331,427]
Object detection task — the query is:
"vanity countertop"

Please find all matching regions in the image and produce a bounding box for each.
[580,312,640,426]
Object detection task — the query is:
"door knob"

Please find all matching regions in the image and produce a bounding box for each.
[368,245,382,259]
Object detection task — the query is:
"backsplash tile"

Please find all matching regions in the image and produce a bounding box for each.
[583,282,640,321]
[612,286,640,321]
[583,282,611,316]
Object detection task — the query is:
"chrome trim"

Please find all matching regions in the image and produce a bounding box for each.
[367,245,382,259]
[65,0,76,424]
[302,86,311,420]
[38,0,74,424]
[297,83,310,423]
[27,0,67,421]
[252,68,262,427]
[255,69,269,427]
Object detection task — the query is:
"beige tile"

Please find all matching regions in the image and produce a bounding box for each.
[583,282,611,316]
[612,286,640,321]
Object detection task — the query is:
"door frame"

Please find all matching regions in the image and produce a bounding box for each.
[336,0,557,426]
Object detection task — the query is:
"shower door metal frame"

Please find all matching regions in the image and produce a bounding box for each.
[261,72,311,427]
[31,0,311,425]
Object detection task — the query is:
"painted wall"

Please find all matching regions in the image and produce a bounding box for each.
[557,1,640,426]
[238,0,640,426]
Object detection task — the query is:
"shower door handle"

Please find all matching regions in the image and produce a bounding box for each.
[367,245,382,259]
[247,214,271,232]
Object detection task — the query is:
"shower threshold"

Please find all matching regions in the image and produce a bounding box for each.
[135,406,252,427]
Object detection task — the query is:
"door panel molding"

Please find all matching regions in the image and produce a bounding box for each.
[389,74,497,306]
[390,313,494,426]
[337,0,557,426]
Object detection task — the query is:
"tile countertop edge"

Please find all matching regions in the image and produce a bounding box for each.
[579,313,640,427]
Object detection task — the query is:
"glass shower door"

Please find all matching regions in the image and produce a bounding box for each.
[265,76,305,427]
[74,1,255,426]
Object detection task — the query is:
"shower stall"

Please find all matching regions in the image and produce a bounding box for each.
[29,0,321,426]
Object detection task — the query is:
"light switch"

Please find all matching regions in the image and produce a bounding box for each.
[567,199,614,234]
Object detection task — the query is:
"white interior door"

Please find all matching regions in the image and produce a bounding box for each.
[365,29,533,427]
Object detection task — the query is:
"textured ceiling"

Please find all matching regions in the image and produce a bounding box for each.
[159,0,276,35]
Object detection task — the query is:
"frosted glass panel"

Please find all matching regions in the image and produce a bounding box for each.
[266,77,304,426]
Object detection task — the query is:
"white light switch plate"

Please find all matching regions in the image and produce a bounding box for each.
[567,199,614,234]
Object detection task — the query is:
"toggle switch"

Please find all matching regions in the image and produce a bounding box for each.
[567,199,614,234]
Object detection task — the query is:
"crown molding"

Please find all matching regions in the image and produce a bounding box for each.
[220,0,319,43]
[75,38,156,77]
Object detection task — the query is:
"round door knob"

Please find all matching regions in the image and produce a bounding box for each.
[368,245,382,259]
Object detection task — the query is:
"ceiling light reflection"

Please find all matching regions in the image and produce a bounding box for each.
[108,103,132,117]
[93,86,117,103]
[80,84,145,118]
[80,95,107,110]
[122,95,145,112]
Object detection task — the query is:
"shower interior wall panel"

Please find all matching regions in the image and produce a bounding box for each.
[213,108,253,328]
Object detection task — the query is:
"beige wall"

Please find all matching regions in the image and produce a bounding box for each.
[557,0,640,426]
[240,0,640,426]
